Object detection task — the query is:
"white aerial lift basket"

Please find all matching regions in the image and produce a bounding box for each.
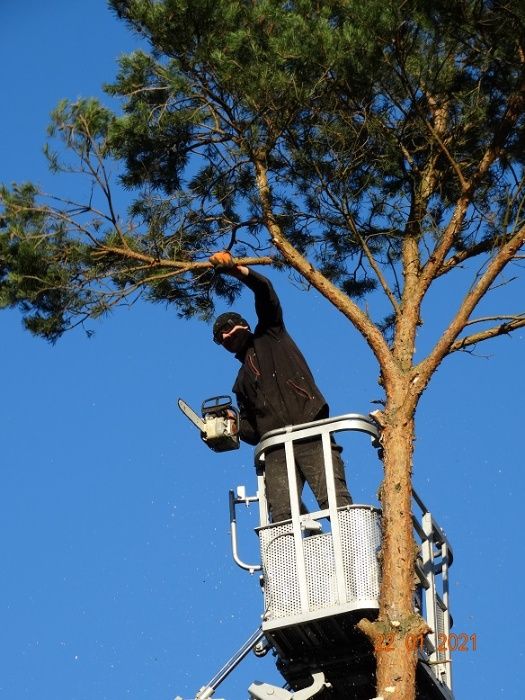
[249,414,383,634]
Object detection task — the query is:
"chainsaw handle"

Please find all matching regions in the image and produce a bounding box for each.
[201,395,234,415]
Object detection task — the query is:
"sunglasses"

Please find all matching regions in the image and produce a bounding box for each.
[213,318,240,344]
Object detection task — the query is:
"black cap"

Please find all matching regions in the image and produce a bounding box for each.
[213,312,250,344]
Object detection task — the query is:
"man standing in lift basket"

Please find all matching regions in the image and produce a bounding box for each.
[210,251,352,523]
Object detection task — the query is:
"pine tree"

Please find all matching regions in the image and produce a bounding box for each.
[2,2,525,697]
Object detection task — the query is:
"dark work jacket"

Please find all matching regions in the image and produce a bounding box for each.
[232,270,328,445]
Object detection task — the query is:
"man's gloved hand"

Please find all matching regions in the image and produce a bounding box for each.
[209,251,235,269]
[225,408,239,434]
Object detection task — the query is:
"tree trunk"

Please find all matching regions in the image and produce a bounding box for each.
[359,393,428,700]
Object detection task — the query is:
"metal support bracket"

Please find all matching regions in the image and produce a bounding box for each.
[178,627,265,700]
[248,671,330,700]
[229,488,262,573]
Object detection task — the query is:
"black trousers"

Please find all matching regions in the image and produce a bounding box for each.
[263,439,352,523]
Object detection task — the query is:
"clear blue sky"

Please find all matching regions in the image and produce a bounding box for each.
[1,3,524,699]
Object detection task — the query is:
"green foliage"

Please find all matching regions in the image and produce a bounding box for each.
[2,0,525,339]
[0,184,93,341]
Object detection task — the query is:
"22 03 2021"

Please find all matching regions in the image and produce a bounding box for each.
[374,632,477,652]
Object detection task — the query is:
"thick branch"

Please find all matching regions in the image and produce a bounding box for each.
[252,155,395,376]
[92,245,274,270]
[437,234,517,277]
[283,125,400,316]
[450,316,525,352]
[419,194,471,291]
[417,224,525,378]
[474,83,525,187]
[424,95,467,191]
[393,186,422,369]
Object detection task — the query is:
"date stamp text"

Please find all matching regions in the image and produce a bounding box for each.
[374,632,477,653]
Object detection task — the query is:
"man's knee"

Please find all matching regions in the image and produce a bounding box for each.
[310,445,352,508]
[267,489,292,523]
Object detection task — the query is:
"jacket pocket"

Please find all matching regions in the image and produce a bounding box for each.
[286,378,313,400]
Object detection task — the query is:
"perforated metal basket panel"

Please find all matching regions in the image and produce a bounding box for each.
[259,507,382,622]
[259,522,301,618]
[435,603,447,664]
[304,534,337,610]
[339,508,381,600]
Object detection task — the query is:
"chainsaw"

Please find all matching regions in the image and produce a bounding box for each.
[178,395,240,452]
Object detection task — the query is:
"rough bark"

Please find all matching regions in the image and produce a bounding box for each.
[354,203,428,697]
[359,382,430,700]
